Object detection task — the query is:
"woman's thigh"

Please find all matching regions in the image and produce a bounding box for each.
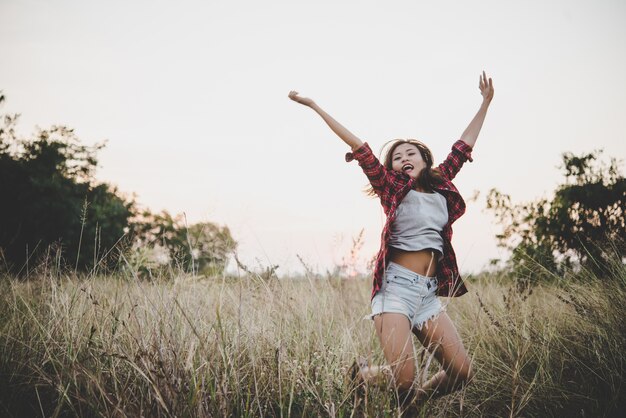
[412,311,472,383]
[374,312,416,389]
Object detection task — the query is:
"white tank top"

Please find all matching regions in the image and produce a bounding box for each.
[389,190,448,254]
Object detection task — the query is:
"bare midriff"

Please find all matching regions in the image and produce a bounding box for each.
[388,247,439,277]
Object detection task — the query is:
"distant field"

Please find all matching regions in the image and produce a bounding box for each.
[0,265,624,417]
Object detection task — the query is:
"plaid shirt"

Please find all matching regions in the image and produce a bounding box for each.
[345,140,473,299]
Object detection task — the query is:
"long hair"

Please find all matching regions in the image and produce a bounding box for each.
[365,139,444,196]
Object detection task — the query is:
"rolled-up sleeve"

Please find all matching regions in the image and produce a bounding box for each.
[344,142,390,198]
[453,140,473,163]
[437,140,474,181]
[345,142,371,163]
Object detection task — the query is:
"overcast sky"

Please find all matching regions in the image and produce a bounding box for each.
[2,0,625,276]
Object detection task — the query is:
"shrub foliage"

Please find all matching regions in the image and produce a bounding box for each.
[0,93,235,275]
[487,150,625,279]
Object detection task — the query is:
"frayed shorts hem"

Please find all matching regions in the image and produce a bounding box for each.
[367,262,445,331]
[365,305,446,331]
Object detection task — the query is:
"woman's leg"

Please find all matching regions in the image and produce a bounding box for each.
[412,311,474,400]
[368,312,416,392]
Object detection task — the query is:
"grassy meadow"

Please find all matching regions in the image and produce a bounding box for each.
[0,256,624,417]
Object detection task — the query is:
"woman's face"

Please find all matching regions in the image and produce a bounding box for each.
[390,143,425,179]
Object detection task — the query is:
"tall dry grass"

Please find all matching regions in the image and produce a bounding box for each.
[0,255,624,417]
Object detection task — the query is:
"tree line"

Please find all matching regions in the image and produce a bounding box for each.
[486,149,625,280]
[0,92,236,276]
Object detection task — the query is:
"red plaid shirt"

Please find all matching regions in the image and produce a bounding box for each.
[345,140,473,299]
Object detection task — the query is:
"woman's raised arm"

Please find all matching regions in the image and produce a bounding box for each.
[288,91,364,151]
[459,71,494,149]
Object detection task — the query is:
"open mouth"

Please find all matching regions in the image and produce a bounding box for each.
[402,164,414,172]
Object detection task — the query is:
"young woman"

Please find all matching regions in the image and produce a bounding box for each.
[288,72,494,405]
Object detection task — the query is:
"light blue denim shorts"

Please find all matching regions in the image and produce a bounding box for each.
[370,261,444,330]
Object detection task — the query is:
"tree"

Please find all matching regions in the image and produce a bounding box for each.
[186,222,237,275]
[130,210,237,276]
[0,97,134,273]
[487,150,625,280]
[1,93,237,277]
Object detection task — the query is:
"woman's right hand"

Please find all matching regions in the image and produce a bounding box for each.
[288,91,315,107]
[288,91,363,150]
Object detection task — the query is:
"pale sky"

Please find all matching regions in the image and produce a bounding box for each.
[2,0,625,276]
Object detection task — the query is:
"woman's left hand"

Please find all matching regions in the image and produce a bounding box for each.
[479,71,494,103]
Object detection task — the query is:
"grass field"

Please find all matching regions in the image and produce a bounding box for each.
[0,258,624,417]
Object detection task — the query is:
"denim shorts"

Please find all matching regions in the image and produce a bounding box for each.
[370,262,444,330]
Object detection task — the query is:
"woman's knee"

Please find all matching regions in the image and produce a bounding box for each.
[465,363,475,383]
[393,362,415,392]
[448,360,474,387]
